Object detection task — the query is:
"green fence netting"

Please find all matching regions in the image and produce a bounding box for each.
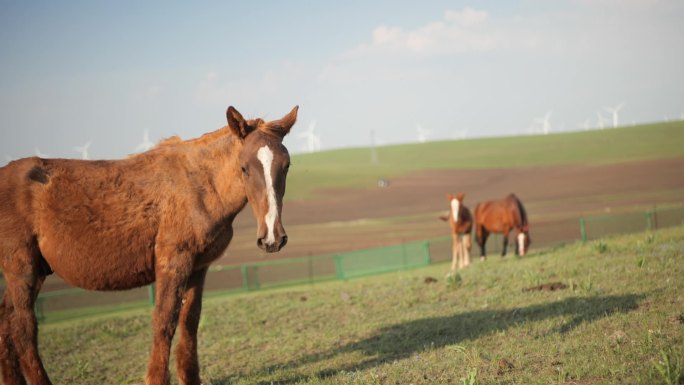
[580,206,684,242]
[2,204,681,322]
[334,240,430,280]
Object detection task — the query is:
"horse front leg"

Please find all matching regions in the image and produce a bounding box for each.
[3,260,50,385]
[477,226,488,260]
[146,258,192,385]
[501,231,509,257]
[457,235,465,270]
[450,235,461,272]
[0,291,27,385]
[175,267,208,385]
[462,233,472,267]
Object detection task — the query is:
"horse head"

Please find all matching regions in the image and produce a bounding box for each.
[227,105,298,252]
[446,192,466,223]
[517,225,531,256]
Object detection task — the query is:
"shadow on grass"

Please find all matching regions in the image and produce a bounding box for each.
[216,293,644,385]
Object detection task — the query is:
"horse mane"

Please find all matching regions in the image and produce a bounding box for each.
[158,136,183,146]
[133,117,276,157]
[157,128,233,148]
[510,193,528,228]
[126,126,235,159]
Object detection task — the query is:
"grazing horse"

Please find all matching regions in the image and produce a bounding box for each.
[439,193,473,272]
[0,105,298,385]
[474,193,530,259]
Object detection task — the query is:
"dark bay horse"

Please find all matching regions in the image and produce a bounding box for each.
[439,193,473,272]
[0,105,298,385]
[474,193,530,259]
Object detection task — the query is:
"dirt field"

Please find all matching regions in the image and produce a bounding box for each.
[226,157,684,262]
[289,158,682,221]
[40,157,684,292]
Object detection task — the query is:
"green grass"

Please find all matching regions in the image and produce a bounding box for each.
[287,121,684,199]
[40,225,684,384]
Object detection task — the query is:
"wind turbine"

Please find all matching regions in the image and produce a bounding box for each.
[369,129,378,164]
[298,120,320,153]
[579,118,592,130]
[416,124,430,143]
[602,102,624,128]
[136,129,155,152]
[596,111,608,129]
[312,134,321,152]
[533,111,552,135]
[73,141,92,160]
[35,148,49,158]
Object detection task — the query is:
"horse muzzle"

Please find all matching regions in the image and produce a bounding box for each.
[257,234,288,253]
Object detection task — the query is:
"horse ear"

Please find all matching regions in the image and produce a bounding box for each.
[266,105,299,139]
[446,193,452,201]
[456,192,466,201]
[226,106,252,139]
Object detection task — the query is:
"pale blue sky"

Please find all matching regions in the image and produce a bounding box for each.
[1,0,683,160]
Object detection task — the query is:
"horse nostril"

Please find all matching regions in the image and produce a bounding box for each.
[256,236,287,252]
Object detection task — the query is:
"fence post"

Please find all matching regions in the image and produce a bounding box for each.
[308,256,314,285]
[423,240,432,265]
[252,266,260,290]
[147,284,155,306]
[401,243,408,270]
[579,217,587,242]
[240,265,249,291]
[334,255,344,280]
[645,211,654,231]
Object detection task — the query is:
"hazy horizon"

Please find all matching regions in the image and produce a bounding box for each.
[2,1,683,161]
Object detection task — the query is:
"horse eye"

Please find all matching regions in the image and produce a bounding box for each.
[241,166,249,176]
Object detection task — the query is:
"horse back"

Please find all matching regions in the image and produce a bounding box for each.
[1,157,166,289]
[474,197,519,232]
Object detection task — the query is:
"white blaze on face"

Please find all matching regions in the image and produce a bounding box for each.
[450,198,460,222]
[517,233,526,255]
[257,145,278,244]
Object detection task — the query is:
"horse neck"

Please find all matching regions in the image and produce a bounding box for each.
[183,130,248,221]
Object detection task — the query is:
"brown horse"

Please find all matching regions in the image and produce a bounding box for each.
[0,105,298,385]
[439,193,473,272]
[474,193,530,259]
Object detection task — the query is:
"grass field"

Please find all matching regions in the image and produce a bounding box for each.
[287,121,684,199]
[40,225,684,384]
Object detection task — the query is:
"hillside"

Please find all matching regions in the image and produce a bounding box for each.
[40,226,684,384]
[287,121,684,200]
[34,122,684,294]
[212,121,684,264]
